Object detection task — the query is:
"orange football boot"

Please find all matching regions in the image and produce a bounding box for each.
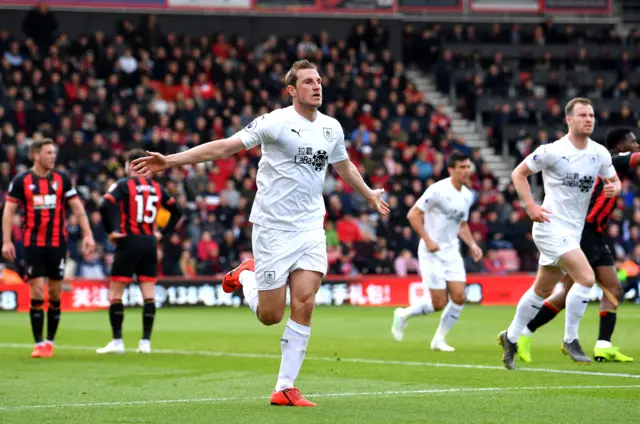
[270,388,316,407]
[41,341,54,357]
[31,344,47,358]
[222,258,255,293]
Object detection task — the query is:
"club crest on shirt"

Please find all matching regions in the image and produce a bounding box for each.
[51,181,58,190]
[589,155,598,166]
[323,127,333,142]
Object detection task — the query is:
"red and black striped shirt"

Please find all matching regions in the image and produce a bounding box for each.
[6,170,78,247]
[103,177,175,236]
[585,152,640,233]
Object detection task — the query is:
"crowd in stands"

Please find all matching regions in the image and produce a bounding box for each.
[1,6,639,287]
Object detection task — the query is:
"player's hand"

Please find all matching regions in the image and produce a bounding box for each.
[525,203,551,223]
[82,235,96,255]
[603,178,618,198]
[2,241,15,262]
[131,151,168,177]
[470,244,483,262]
[108,232,126,242]
[425,239,440,252]
[366,188,390,216]
[154,231,163,242]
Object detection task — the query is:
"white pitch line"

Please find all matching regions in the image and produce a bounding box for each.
[1,342,639,380]
[1,385,639,412]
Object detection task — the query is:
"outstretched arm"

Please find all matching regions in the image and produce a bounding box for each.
[132,136,246,175]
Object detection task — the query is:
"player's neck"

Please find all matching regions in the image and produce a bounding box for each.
[567,132,589,149]
[31,165,51,178]
[450,178,463,191]
[293,102,317,122]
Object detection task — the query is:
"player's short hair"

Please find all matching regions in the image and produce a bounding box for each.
[285,60,318,88]
[564,97,593,116]
[30,138,55,156]
[447,151,470,169]
[606,127,636,150]
[126,148,147,164]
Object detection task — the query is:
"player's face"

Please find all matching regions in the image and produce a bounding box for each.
[566,103,595,137]
[35,144,57,171]
[290,68,322,109]
[449,159,472,185]
[622,134,639,152]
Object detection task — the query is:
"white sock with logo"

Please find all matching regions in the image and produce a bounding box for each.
[401,298,434,320]
[433,301,464,341]
[275,319,310,392]
[564,283,591,343]
[506,288,545,343]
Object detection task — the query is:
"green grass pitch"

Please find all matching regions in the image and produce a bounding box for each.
[1,305,639,423]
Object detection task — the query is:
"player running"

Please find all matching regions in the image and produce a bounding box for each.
[498,98,620,369]
[2,138,95,358]
[517,128,638,363]
[131,60,390,406]
[391,152,483,351]
[96,149,182,355]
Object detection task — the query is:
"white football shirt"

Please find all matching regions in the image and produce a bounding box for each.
[416,177,474,253]
[236,106,348,231]
[525,135,616,237]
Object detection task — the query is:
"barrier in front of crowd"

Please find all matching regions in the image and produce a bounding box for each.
[0,273,539,311]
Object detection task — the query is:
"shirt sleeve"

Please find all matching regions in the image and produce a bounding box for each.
[611,152,631,176]
[329,126,349,164]
[525,145,551,174]
[104,180,125,203]
[6,175,25,203]
[416,185,439,212]
[159,186,176,208]
[61,172,78,201]
[598,148,616,180]
[235,112,283,150]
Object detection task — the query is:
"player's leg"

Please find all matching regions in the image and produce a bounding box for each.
[135,238,158,354]
[41,245,67,356]
[25,246,48,357]
[391,251,443,342]
[431,280,465,352]
[593,265,633,362]
[96,281,128,354]
[270,229,326,407]
[557,248,596,363]
[269,269,320,407]
[518,276,571,363]
[498,264,563,369]
[97,238,133,354]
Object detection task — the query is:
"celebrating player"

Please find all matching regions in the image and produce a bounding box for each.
[517,128,638,363]
[498,98,621,369]
[2,138,95,358]
[131,60,390,406]
[96,149,182,355]
[391,152,482,351]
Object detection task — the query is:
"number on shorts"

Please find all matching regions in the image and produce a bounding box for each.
[135,195,159,224]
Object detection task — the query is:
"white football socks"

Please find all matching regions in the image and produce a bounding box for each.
[433,301,463,341]
[240,270,259,314]
[564,283,591,343]
[401,297,434,320]
[275,319,310,392]
[507,288,545,343]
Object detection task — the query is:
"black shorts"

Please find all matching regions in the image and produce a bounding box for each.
[110,235,158,283]
[23,244,67,281]
[581,226,614,268]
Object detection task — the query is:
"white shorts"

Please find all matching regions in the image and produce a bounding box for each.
[418,248,466,290]
[252,224,327,291]
[532,228,581,267]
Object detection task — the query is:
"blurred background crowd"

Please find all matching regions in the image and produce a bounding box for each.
[0,5,639,292]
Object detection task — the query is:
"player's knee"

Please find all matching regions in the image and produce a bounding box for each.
[259,309,284,326]
[575,270,596,287]
[450,292,466,306]
[609,282,622,300]
[48,286,61,301]
[432,297,447,311]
